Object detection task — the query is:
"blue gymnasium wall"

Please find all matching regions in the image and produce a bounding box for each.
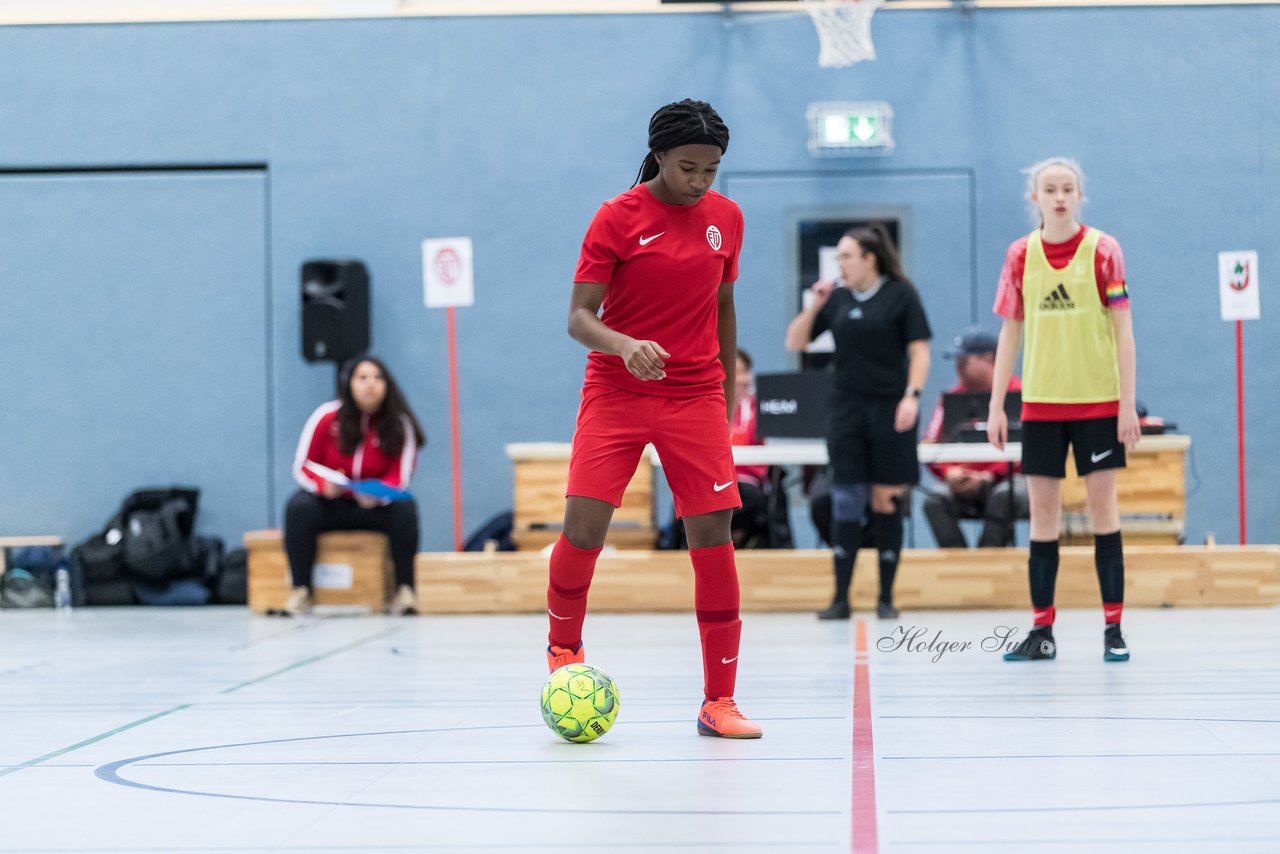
[0,6,1275,548]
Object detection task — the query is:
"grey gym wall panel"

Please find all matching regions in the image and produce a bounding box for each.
[0,171,269,543]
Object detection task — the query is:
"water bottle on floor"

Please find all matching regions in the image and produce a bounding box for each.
[54,564,72,612]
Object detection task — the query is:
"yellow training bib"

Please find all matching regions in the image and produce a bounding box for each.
[1021,228,1119,404]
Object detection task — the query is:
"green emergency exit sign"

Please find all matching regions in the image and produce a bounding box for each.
[807,101,894,155]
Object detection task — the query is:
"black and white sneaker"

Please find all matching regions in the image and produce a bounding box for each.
[1104,624,1130,662]
[1003,626,1056,661]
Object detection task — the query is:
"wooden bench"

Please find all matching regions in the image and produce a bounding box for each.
[415,544,1280,612]
[506,443,656,550]
[1059,434,1190,544]
[244,529,394,613]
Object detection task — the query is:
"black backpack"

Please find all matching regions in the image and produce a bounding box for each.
[73,487,200,592]
[123,496,197,583]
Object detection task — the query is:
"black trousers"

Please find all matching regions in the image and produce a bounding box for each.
[283,490,419,589]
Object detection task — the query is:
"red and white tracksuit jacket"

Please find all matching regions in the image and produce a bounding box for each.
[292,401,418,496]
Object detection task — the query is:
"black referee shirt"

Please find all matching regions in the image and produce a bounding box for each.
[811,277,932,399]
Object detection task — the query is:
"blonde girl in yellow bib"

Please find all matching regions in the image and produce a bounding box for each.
[987,158,1140,663]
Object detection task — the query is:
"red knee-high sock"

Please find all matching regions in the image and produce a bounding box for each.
[547,534,602,650]
[691,542,742,701]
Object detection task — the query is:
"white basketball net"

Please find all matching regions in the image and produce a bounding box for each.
[804,0,885,68]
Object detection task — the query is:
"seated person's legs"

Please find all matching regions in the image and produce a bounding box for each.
[283,490,327,590]
[284,491,422,614]
[921,482,968,548]
[979,475,1028,548]
[805,467,833,547]
[364,498,420,591]
[731,481,767,548]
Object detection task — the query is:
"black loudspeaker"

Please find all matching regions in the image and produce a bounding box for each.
[300,260,370,363]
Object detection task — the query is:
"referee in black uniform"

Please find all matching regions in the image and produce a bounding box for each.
[786,224,931,620]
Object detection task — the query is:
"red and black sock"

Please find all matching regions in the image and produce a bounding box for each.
[546,534,602,651]
[1095,530,1125,626]
[1029,539,1059,628]
[690,542,742,701]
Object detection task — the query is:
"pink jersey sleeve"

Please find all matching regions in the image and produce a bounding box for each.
[574,203,620,284]
[993,237,1028,321]
[1095,233,1129,309]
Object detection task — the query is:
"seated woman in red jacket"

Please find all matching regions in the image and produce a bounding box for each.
[284,356,425,616]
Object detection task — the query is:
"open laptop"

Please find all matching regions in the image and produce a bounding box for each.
[754,371,833,440]
[941,390,1022,443]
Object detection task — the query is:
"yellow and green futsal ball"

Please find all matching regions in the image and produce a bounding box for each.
[540,663,620,743]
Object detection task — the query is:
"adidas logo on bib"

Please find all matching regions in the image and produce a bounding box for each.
[1040,283,1075,310]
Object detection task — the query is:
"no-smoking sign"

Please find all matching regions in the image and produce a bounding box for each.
[423,237,474,308]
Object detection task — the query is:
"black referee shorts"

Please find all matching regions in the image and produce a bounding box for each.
[1021,416,1127,479]
[827,394,919,485]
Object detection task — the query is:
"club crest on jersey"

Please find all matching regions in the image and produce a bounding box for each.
[706,225,722,251]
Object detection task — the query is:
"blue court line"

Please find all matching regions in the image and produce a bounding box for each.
[0,704,191,780]
[0,844,840,853]
[889,797,1280,815]
[879,714,1280,724]
[96,724,843,815]
[882,751,1280,760]
[890,838,1280,847]
[139,755,843,767]
[1,626,402,781]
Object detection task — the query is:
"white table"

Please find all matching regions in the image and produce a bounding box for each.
[648,441,1021,468]
[506,441,1020,467]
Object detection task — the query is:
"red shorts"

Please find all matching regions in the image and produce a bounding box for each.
[567,384,741,519]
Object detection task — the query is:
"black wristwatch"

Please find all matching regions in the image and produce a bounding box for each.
[904,387,922,399]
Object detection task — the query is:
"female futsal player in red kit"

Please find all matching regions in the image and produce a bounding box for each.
[544,99,761,738]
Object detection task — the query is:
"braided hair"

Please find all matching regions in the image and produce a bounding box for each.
[633,99,730,187]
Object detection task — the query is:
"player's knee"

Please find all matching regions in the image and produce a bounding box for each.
[831,483,869,522]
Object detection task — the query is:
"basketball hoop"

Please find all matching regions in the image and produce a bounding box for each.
[803,0,884,68]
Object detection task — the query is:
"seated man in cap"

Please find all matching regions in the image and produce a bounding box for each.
[921,327,1029,548]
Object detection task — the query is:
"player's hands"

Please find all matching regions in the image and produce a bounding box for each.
[987,407,1008,450]
[355,494,380,510]
[1118,406,1141,450]
[620,338,670,381]
[321,481,342,499]
[808,279,836,309]
[894,396,919,432]
[951,469,984,497]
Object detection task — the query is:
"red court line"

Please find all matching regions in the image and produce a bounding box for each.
[852,619,879,854]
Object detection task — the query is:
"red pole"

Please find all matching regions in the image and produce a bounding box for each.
[1235,320,1246,545]
[447,306,464,551]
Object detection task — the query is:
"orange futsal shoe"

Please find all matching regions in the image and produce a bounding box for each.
[697,697,763,739]
[546,644,585,673]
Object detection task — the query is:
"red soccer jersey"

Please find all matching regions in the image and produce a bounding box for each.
[574,184,744,397]
[993,224,1128,421]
